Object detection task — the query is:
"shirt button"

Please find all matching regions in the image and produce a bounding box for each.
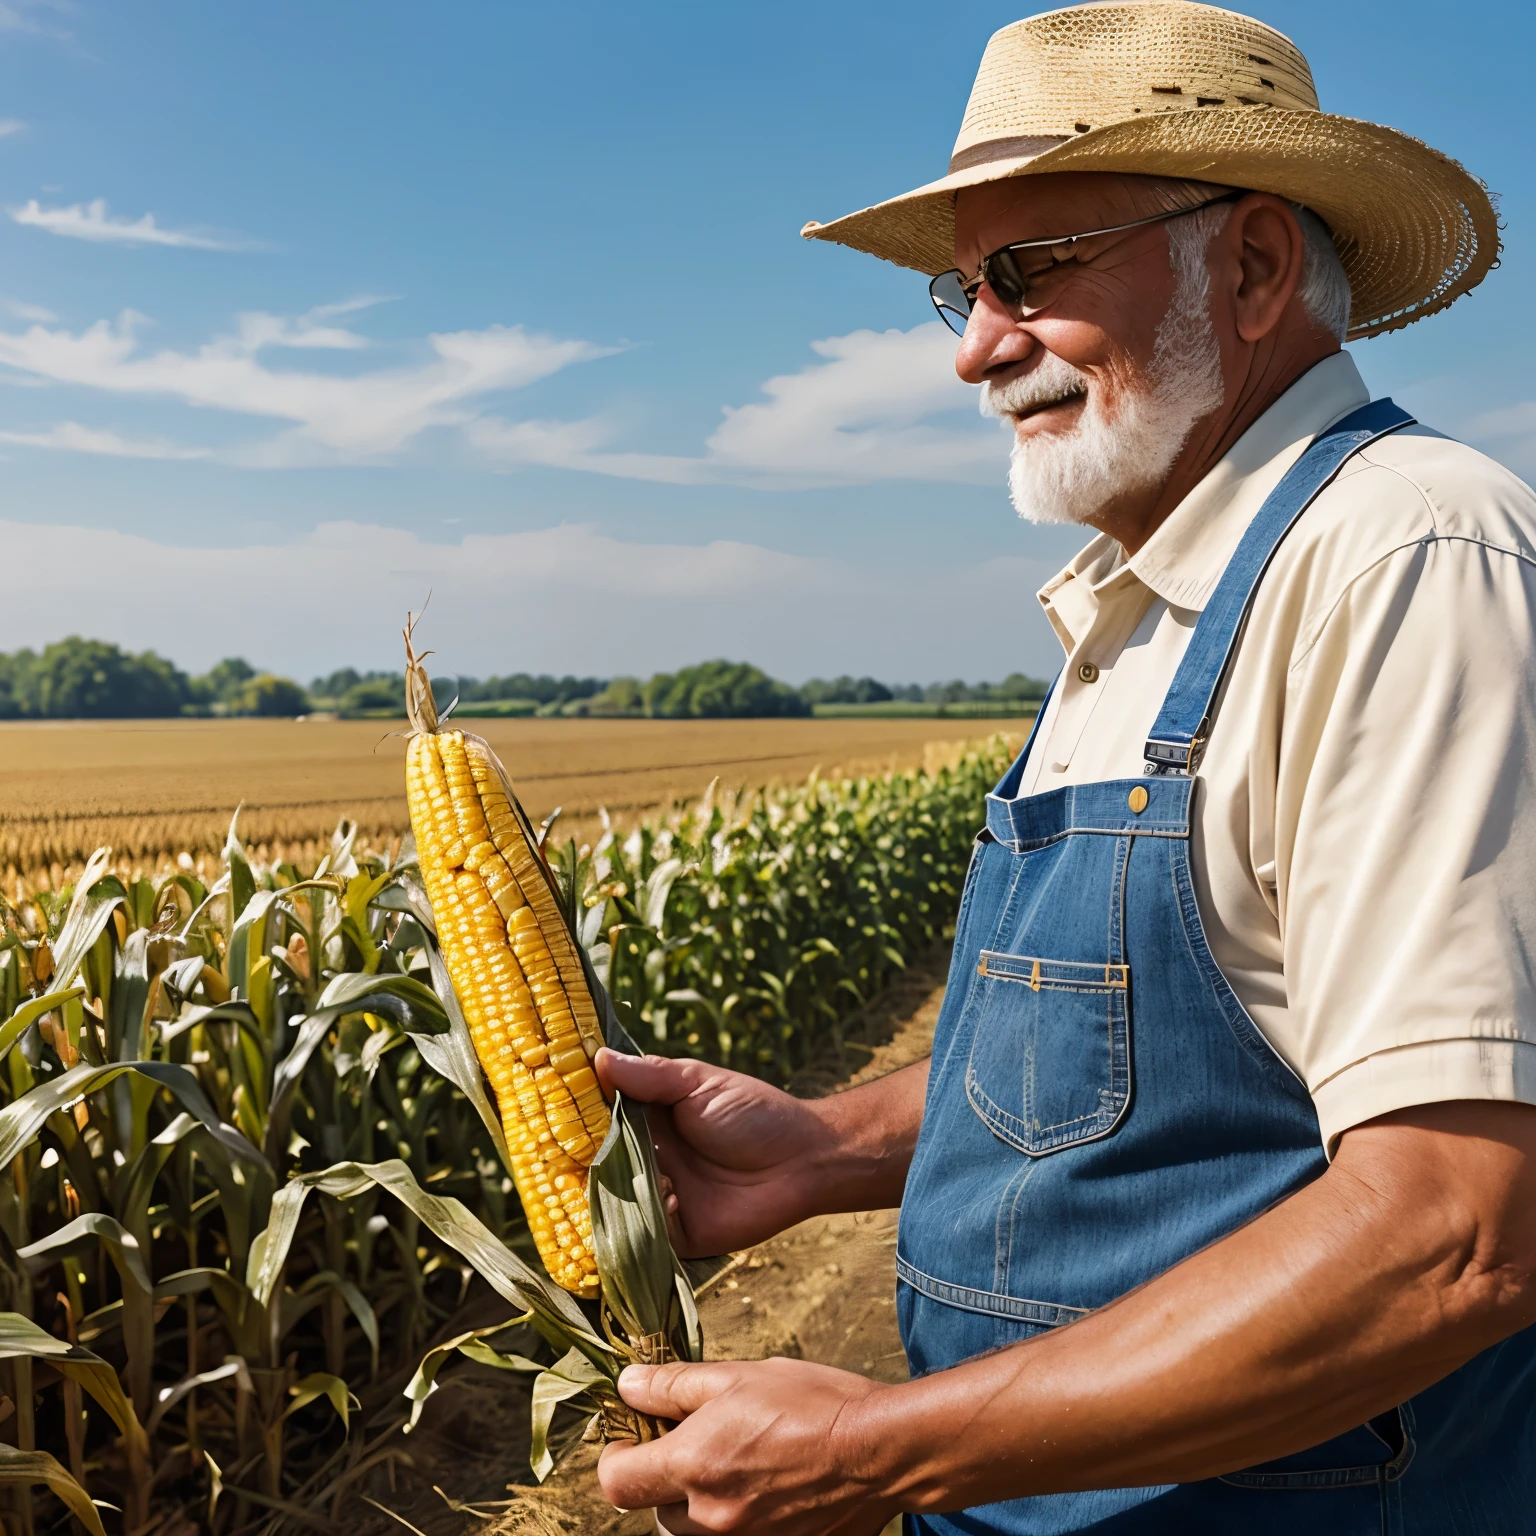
[1077,662,1100,684]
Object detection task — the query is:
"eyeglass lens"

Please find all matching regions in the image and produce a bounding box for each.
[929,270,971,336]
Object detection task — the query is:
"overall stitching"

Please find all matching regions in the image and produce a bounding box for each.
[897,1255,1086,1328]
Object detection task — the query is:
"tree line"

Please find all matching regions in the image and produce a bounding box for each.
[0,639,307,720]
[0,639,1050,720]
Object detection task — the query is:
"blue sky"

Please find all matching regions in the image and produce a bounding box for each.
[0,0,1529,684]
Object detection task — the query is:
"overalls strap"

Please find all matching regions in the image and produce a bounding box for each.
[1143,398,1415,777]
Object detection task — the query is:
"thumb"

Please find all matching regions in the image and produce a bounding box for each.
[618,1360,744,1419]
[596,1048,714,1107]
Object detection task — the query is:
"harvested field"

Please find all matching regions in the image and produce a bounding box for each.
[0,714,1032,882]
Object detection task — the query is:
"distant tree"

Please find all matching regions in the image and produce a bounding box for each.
[644,661,809,719]
[994,671,1050,701]
[17,637,189,718]
[311,667,363,700]
[800,675,893,706]
[234,674,311,717]
[341,675,407,713]
[584,677,646,716]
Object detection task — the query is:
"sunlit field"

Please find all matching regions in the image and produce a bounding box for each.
[0,714,1034,883]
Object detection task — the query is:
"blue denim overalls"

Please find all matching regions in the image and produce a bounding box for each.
[898,400,1536,1535]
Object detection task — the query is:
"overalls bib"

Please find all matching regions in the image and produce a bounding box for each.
[898,400,1536,1535]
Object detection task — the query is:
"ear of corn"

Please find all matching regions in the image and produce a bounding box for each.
[403,626,610,1297]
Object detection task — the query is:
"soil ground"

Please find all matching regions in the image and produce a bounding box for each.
[355,957,948,1536]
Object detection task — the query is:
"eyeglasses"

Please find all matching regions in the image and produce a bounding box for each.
[928,191,1244,337]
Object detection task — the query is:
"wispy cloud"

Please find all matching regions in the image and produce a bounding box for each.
[0,517,1062,683]
[9,198,253,249]
[0,421,209,459]
[0,0,70,37]
[0,307,998,487]
[3,299,54,323]
[469,323,1005,488]
[0,305,617,460]
[0,119,25,137]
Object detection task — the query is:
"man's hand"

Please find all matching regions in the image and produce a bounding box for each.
[597,1359,900,1535]
[595,1049,926,1257]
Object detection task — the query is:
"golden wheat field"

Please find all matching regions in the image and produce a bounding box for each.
[0,714,1033,886]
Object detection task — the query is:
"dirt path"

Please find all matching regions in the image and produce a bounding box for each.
[487,965,947,1536]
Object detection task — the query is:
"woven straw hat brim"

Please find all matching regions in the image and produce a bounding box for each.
[802,106,1499,341]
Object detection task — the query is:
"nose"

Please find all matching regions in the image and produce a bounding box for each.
[953,284,1038,385]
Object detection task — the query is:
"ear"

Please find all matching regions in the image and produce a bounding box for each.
[1215,194,1308,344]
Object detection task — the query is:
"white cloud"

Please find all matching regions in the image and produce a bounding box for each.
[0,308,616,460]
[470,323,1006,488]
[0,517,1062,682]
[0,307,1003,488]
[9,198,253,250]
[0,421,209,459]
[3,299,54,323]
[0,119,25,137]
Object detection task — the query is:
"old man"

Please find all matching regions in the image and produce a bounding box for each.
[597,3,1536,1531]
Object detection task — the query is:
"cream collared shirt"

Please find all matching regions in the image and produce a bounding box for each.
[1021,351,1536,1152]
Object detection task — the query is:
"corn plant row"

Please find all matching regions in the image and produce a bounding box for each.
[0,735,1012,1533]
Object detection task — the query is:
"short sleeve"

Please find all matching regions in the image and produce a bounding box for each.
[1276,529,1536,1152]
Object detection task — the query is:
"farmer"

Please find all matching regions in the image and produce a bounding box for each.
[597,3,1536,1531]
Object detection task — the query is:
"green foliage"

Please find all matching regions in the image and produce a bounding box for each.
[340,675,406,713]
[799,675,893,706]
[573,737,1011,1078]
[0,641,312,720]
[234,675,312,718]
[642,660,809,719]
[0,637,190,719]
[194,657,258,708]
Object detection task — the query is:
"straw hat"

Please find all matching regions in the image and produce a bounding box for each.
[801,1,1498,339]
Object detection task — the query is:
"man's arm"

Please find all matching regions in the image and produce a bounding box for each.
[595,1048,927,1256]
[599,1100,1536,1534]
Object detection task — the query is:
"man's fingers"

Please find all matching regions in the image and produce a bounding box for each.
[619,1360,742,1419]
[596,1048,718,1107]
[598,1436,684,1515]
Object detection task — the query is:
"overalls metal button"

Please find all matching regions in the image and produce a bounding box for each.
[1127,786,1149,814]
[1077,662,1100,683]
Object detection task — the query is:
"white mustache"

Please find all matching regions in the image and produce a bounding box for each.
[980,354,1092,421]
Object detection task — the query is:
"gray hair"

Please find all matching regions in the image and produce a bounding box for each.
[1165,196,1352,342]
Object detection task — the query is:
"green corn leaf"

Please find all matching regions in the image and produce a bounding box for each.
[0,1312,145,1455]
[589,1092,701,1365]
[48,855,127,994]
[285,1371,355,1432]
[19,1213,151,1297]
[0,986,85,1068]
[224,809,256,928]
[247,1159,609,1366]
[146,1356,252,1436]
[402,1317,532,1432]
[0,1060,266,1182]
[529,1347,609,1481]
[295,1269,379,1373]
[0,1443,107,1536]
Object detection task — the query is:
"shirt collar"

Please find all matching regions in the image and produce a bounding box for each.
[1036,351,1371,641]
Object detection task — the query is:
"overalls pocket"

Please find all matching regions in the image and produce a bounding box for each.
[964,951,1132,1155]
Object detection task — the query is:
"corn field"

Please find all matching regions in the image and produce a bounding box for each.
[0,736,1011,1534]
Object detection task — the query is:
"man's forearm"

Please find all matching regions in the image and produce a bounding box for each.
[857,1101,1536,1511]
[800,1058,929,1219]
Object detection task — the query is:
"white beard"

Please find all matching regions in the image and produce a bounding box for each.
[980,253,1226,527]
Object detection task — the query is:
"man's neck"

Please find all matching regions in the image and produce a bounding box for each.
[1093,337,1342,557]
